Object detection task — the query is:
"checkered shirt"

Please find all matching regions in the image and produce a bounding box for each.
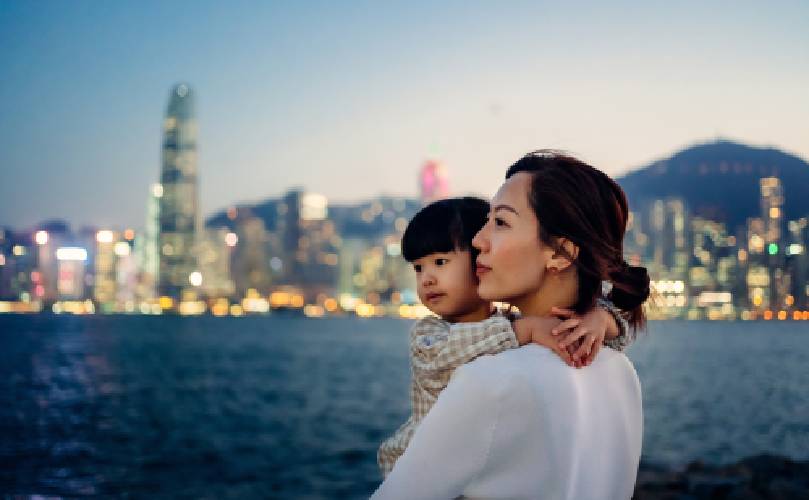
[377,312,518,477]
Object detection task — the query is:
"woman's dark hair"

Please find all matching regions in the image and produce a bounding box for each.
[506,150,650,331]
[402,197,489,267]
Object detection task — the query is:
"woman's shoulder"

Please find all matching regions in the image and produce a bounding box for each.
[460,344,566,377]
[457,345,636,397]
[450,348,545,399]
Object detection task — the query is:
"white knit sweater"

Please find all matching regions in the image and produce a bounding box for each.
[371,345,643,500]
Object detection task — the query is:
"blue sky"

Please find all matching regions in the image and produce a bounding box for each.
[1,0,808,229]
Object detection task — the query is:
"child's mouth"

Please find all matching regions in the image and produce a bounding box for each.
[425,293,445,302]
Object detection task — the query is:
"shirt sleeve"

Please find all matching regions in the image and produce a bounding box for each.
[370,364,503,500]
[410,315,518,383]
[598,298,634,351]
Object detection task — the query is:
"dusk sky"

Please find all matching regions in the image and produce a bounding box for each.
[1,0,807,230]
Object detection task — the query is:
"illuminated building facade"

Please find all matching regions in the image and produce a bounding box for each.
[197,228,235,299]
[785,218,807,309]
[55,247,87,300]
[158,83,199,302]
[419,159,449,205]
[0,229,36,302]
[231,216,271,297]
[94,230,117,310]
[276,189,339,297]
[137,183,162,302]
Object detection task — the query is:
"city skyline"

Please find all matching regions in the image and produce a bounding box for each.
[1,169,805,318]
[1,90,806,317]
[1,1,808,229]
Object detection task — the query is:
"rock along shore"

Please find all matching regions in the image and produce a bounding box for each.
[633,455,809,499]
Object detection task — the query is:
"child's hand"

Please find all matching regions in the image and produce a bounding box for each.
[550,306,612,367]
[513,317,575,367]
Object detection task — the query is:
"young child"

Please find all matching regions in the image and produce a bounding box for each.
[377,196,631,477]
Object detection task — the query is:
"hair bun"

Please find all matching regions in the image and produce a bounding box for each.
[608,263,650,311]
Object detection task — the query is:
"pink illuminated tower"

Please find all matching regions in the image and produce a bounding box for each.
[419,159,449,205]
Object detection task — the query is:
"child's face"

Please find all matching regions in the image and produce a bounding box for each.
[412,249,489,322]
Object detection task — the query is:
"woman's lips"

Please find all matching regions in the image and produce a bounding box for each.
[475,264,491,277]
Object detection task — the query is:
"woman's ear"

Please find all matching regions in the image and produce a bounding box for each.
[547,238,579,272]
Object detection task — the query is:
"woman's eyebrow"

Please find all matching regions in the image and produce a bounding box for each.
[493,204,519,215]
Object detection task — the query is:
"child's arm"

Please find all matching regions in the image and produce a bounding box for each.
[550,300,633,366]
[511,316,576,367]
[410,314,519,382]
[514,302,632,368]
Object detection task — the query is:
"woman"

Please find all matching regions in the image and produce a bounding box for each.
[371,151,650,499]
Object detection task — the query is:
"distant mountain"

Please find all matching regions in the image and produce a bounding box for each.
[616,140,809,231]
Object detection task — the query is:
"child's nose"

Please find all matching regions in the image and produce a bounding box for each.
[420,272,436,287]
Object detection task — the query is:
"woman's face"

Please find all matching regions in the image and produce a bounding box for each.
[472,172,554,303]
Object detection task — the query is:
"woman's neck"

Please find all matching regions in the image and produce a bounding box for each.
[513,270,578,316]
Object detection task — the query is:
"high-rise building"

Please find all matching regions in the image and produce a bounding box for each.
[197,228,235,299]
[35,224,71,304]
[760,177,783,249]
[138,183,162,302]
[231,216,271,297]
[785,218,808,309]
[278,189,303,281]
[759,177,786,307]
[276,189,338,297]
[114,237,138,311]
[94,230,117,310]
[419,159,449,205]
[746,217,770,310]
[646,198,689,280]
[55,246,88,300]
[158,84,199,303]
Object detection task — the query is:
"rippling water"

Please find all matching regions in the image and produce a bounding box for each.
[1,315,807,498]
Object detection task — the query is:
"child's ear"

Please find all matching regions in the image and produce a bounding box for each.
[547,238,578,272]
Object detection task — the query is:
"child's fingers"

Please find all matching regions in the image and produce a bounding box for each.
[571,333,597,362]
[551,318,582,336]
[563,340,582,367]
[584,342,601,366]
[565,341,582,368]
[550,306,576,318]
[557,325,587,348]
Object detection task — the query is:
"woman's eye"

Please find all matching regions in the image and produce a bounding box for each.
[495,217,507,227]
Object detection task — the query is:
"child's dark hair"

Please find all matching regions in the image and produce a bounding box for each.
[402,197,489,265]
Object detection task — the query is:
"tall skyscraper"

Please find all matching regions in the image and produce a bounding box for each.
[276,189,337,296]
[158,84,199,302]
[136,183,162,303]
[94,230,117,310]
[759,177,786,307]
[419,159,449,205]
[760,177,783,249]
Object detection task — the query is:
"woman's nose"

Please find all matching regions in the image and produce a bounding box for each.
[472,227,487,252]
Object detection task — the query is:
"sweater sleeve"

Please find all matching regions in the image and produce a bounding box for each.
[410,314,518,383]
[598,298,634,351]
[370,363,503,500]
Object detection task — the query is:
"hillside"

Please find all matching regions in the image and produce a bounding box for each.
[617,140,809,231]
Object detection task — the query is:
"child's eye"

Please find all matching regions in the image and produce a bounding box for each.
[435,258,447,266]
[413,264,422,272]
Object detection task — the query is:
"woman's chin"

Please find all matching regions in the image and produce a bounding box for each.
[476,282,499,301]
